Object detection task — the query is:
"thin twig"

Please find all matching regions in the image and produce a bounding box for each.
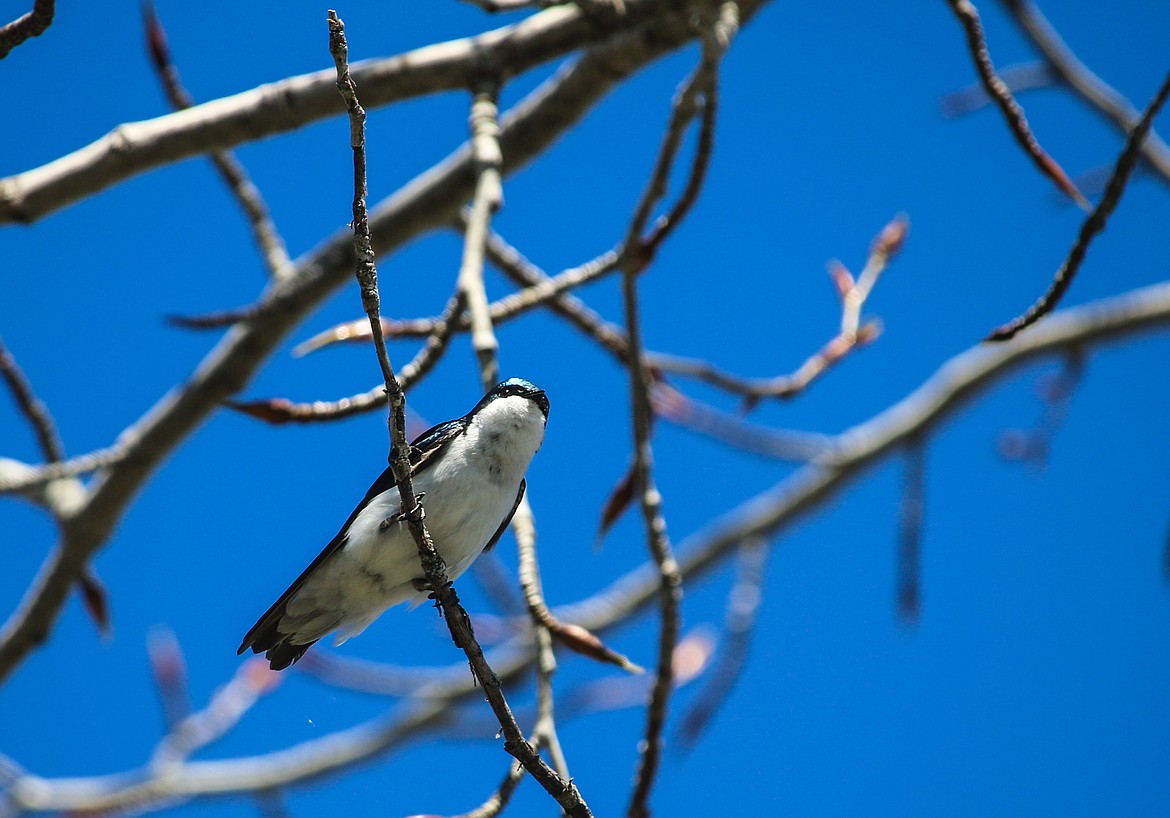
[621,4,736,270]
[944,0,1088,207]
[515,491,642,672]
[650,215,906,409]
[451,759,527,818]
[0,0,54,60]
[227,293,465,424]
[142,3,293,281]
[620,15,739,811]
[987,69,1170,341]
[0,335,64,463]
[293,246,621,356]
[939,61,1058,118]
[327,13,590,816]
[1001,0,1170,187]
[166,304,262,330]
[6,280,1170,813]
[0,0,772,688]
[622,257,681,818]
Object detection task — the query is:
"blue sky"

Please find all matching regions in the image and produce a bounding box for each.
[2,1,1170,816]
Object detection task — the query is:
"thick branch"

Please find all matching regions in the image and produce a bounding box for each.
[9,279,1170,813]
[0,0,748,224]
[0,0,767,686]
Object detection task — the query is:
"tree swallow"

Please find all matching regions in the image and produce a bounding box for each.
[239,378,550,670]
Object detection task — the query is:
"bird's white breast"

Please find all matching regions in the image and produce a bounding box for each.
[288,393,546,642]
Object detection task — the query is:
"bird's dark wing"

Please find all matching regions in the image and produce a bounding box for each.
[239,419,469,669]
[484,479,525,553]
[238,466,399,667]
[409,417,468,476]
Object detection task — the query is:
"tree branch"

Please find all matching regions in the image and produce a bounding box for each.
[6,279,1170,813]
[944,0,1088,207]
[1000,0,1170,187]
[0,0,54,60]
[987,68,1170,340]
[0,0,762,686]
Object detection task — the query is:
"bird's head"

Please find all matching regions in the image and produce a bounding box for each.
[479,377,550,419]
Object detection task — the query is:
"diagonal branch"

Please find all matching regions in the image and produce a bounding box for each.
[6,279,1170,814]
[0,0,762,225]
[1000,0,1170,187]
[0,335,64,463]
[0,0,760,686]
[327,12,590,816]
[142,3,293,281]
[987,69,1170,340]
[0,0,53,60]
[944,0,1088,207]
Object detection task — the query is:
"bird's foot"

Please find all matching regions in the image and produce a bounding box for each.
[378,493,426,532]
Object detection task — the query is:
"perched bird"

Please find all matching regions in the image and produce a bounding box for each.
[238,378,549,670]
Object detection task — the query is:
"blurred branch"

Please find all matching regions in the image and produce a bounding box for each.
[650,384,830,462]
[142,3,293,281]
[944,0,1087,207]
[151,659,281,767]
[0,447,124,495]
[0,0,53,60]
[996,352,1085,467]
[0,335,64,463]
[460,82,505,389]
[8,275,1170,813]
[676,537,768,746]
[1001,0,1170,187]
[896,440,927,624]
[0,0,752,683]
[987,69,1170,341]
[939,60,1057,118]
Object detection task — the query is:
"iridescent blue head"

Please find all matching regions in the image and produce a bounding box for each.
[480,377,549,419]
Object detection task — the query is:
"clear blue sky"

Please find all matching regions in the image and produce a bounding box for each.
[2,1,1170,816]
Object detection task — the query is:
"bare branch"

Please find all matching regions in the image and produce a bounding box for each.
[939,60,1058,118]
[327,12,590,816]
[0,0,766,225]
[166,304,262,330]
[1001,0,1170,187]
[650,384,830,462]
[142,3,293,281]
[151,659,281,767]
[6,279,1170,812]
[0,0,53,60]
[944,0,1088,207]
[987,69,1170,341]
[0,0,732,680]
[0,335,64,463]
[0,447,125,495]
[460,82,505,389]
[650,215,906,408]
